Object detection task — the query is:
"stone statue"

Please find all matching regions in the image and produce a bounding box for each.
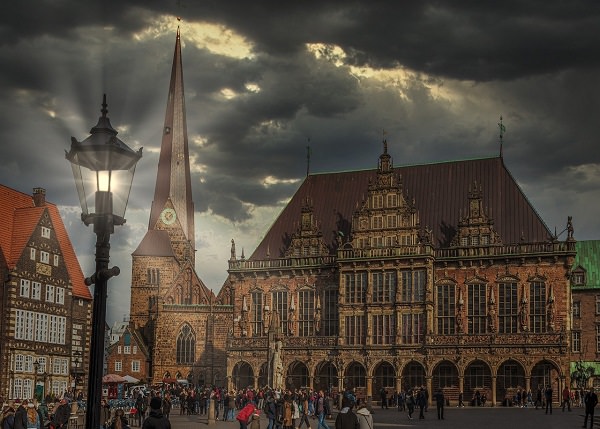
[230,239,236,260]
[288,308,297,335]
[271,310,281,334]
[263,306,271,334]
[314,307,322,334]
[547,300,555,330]
[567,216,574,239]
[456,307,464,334]
[271,339,284,389]
[239,309,250,337]
[488,306,497,333]
[519,302,528,331]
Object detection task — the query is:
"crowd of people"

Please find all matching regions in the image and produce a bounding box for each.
[3,384,599,429]
[126,385,371,429]
[0,397,71,429]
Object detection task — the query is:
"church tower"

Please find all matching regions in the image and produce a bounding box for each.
[129,29,225,385]
[148,26,195,265]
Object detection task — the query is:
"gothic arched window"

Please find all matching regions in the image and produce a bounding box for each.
[176,324,195,364]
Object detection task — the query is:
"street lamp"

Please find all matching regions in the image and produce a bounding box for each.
[33,360,40,401]
[72,357,80,395]
[66,95,142,429]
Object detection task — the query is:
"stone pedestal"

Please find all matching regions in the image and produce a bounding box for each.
[208,398,216,425]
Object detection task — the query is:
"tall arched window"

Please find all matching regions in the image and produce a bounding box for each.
[251,290,264,337]
[176,324,195,364]
[529,281,547,333]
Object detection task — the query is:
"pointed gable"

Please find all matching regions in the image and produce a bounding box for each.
[9,206,45,266]
[250,156,552,260]
[0,184,91,299]
[0,184,34,265]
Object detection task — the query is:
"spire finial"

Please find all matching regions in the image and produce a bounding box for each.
[498,115,506,158]
[306,138,311,177]
[101,94,108,118]
[382,129,388,154]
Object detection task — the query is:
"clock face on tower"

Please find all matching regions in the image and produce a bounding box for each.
[160,208,177,225]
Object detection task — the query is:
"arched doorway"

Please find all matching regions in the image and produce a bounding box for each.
[496,359,526,405]
[432,360,459,401]
[531,360,560,403]
[258,362,268,388]
[373,362,396,393]
[232,361,254,390]
[287,361,309,390]
[464,360,492,405]
[344,362,366,391]
[402,361,425,391]
[315,361,338,395]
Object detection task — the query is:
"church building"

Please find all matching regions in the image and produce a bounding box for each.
[129,29,232,387]
[130,29,578,406]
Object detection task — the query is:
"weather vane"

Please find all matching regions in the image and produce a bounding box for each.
[306,138,311,177]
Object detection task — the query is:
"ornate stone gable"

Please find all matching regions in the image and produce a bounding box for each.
[284,197,329,258]
[451,181,501,247]
[351,140,421,250]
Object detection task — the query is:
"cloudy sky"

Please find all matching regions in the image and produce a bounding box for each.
[1,1,599,324]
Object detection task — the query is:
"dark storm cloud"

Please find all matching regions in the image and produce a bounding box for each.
[0,0,599,320]
[4,1,600,81]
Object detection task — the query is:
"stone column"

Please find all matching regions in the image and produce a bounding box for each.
[366,376,373,406]
[491,376,497,407]
[208,397,216,425]
[525,376,531,394]
[426,376,433,409]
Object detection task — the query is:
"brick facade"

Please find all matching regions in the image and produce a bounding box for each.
[0,186,92,400]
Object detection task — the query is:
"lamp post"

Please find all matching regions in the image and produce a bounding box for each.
[72,357,80,395]
[66,95,142,429]
[33,360,40,401]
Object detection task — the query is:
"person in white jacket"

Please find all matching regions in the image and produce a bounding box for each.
[355,405,372,429]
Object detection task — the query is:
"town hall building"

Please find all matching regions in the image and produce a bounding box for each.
[128,29,578,406]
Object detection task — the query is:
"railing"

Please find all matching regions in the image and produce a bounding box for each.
[226,332,565,352]
[436,241,573,259]
[228,255,336,271]
[427,332,565,346]
[228,241,574,272]
[228,336,338,349]
[337,245,433,259]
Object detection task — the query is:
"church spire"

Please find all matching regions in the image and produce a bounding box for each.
[149,29,195,254]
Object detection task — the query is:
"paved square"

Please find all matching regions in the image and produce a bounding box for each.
[154,404,590,429]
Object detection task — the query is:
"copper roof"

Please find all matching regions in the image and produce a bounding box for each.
[132,229,176,257]
[250,156,552,259]
[573,240,600,288]
[0,184,91,299]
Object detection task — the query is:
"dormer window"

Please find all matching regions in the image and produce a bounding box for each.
[572,269,586,286]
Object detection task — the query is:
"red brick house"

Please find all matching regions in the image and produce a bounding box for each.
[0,185,92,400]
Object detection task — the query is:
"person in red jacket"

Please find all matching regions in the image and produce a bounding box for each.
[236,403,258,429]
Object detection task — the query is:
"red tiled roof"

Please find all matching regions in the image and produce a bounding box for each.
[0,184,91,299]
[250,156,552,259]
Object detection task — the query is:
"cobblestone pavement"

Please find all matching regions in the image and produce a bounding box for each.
[144,405,591,429]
